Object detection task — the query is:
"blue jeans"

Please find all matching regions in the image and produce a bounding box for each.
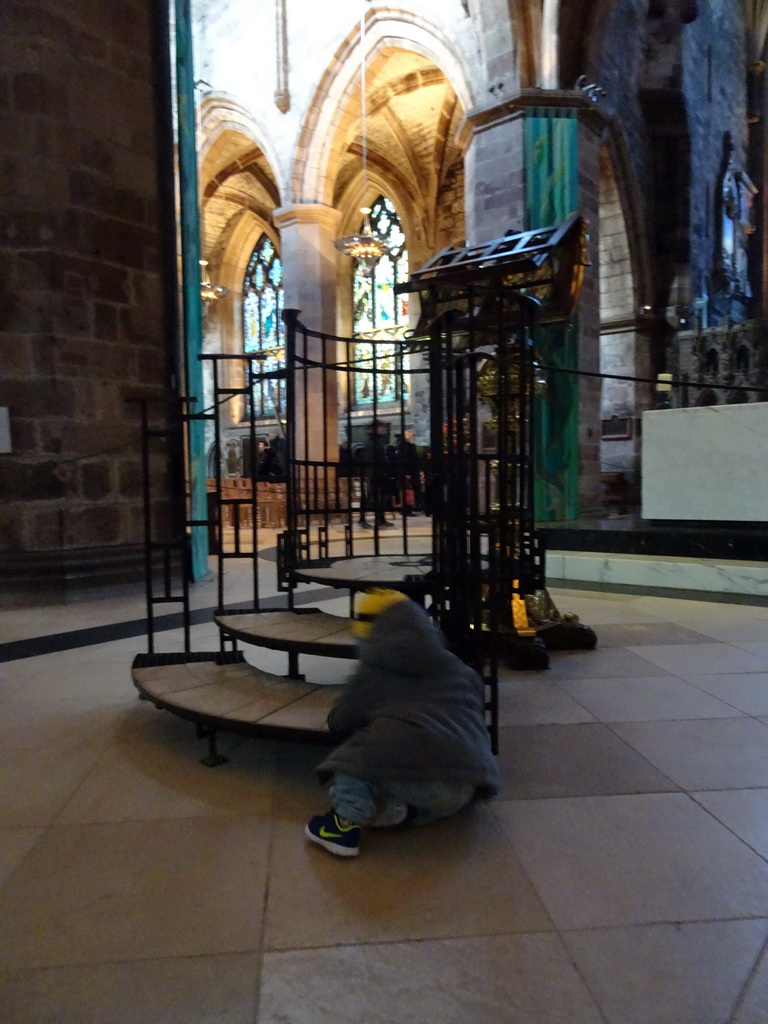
[329,773,476,827]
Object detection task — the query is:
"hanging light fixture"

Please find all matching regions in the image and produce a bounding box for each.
[334,0,388,274]
[199,258,228,313]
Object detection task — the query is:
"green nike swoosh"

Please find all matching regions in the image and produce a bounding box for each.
[319,826,344,839]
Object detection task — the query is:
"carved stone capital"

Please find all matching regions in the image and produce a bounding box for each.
[273,203,343,234]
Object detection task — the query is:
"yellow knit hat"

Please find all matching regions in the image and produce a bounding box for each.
[351,588,410,639]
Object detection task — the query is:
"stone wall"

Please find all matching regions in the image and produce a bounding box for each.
[595,0,746,318]
[589,0,749,492]
[0,0,169,594]
[674,320,768,406]
[684,1,746,314]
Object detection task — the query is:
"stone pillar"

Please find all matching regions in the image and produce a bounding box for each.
[463,91,604,518]
[273,203,342,462]
[0,0,170,600]
[273,203,342,334]
[463,102,526,245]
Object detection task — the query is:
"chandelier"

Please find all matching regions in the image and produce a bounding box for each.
[335,206,387,271]
[334,1,387,273]
[199,258,228,313]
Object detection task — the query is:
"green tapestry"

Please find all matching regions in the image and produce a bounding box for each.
[175,0,208,578]
[524,109,580,522]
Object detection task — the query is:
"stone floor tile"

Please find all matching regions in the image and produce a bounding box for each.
[258,934,604,1024]
[563,919,768,1024]
[496,722,678,799]
[0,828,43,889]
[497,676,596,726]
[557,674,739,722]
[680,672,768,715]
[546,646,673,679]
[0,953,260,1024]
[0,732,113,828]
[493,793,768,929]
[626,642,768,676]
[593,621,718,647]
[263,803,551,950]
[693,788,768,860]
[613,718,768,790]
[55,709,277,824]
[732,940,768,1024]
[0,818,270,968]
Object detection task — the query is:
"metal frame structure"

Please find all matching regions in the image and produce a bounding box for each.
[278,311,430,600]
[134,215,594,760]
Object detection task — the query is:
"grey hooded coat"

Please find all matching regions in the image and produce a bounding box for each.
[317,600,501,796]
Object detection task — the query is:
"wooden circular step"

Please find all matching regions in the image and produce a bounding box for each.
[214,608,357,658]
[132,652,344,750]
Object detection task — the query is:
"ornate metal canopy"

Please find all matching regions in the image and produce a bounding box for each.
[397,212,589,343]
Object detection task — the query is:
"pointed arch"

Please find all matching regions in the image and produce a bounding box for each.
[353,195,409,335]
[351,195,410,408]
[196,93,284,312]
[243,234,286,419]
[199,94,286,203]
[599,147,635,324]
[292,8,475,208]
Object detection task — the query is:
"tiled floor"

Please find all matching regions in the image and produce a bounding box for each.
[3,563,768,1022]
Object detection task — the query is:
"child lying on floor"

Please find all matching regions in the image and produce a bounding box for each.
[305,589,500,857]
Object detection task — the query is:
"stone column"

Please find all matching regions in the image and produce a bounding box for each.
[273,203,342,463]
[463,101,526,246]
[463,91,604,517]
[273,203,342,334]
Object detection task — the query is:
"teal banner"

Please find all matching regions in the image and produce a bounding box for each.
[524,109,580,522]
[175,0,208,578]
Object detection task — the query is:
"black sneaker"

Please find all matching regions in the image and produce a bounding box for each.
[305,810,361,857]
[377,519,395,528]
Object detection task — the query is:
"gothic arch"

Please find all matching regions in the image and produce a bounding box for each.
[292,8,475,212]
[200,95,286,201]
[198,95,283,288]
[197,96,285,423]
[600,119,653,309]
[599,146,635,324]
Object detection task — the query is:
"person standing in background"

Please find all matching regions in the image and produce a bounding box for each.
[395,429,422,515]
[356,420,394,528]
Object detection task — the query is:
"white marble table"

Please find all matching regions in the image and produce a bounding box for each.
[642,403,768,522]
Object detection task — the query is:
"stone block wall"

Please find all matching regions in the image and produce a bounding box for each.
[596,0,746,315]
[594,0,654,208]
[463,105,525,244]
[684,3,746,308]
[599,150,635,327]
[0,0,170,593]
[434,158,466,251]
[675,320,768,406]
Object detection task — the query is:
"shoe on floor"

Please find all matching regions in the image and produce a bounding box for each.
[359,521,373,529]
[305,810,361,857]
[377,519,395,527]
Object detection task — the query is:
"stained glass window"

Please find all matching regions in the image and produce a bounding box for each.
[352,196,409,405]
[243,234,285,419]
